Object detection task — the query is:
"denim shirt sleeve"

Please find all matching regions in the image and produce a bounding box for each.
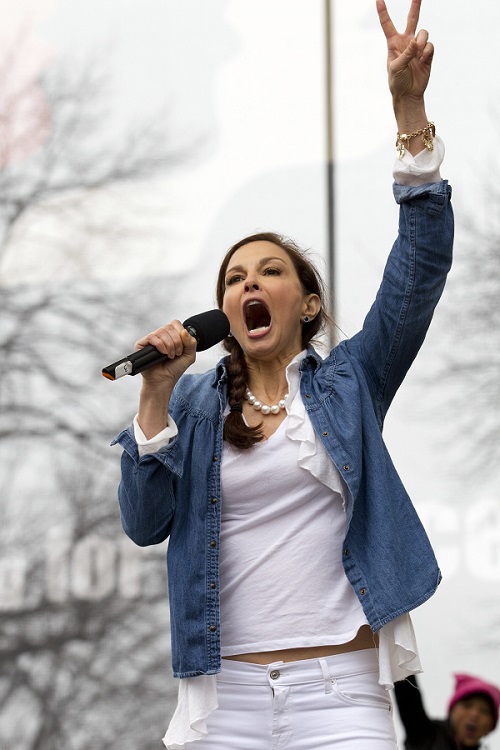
[346,179,454,427]
[111,366,225,553]
[112,423,184,546]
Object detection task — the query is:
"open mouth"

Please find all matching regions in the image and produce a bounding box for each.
[463,722,479,741]
[244,299,271,333]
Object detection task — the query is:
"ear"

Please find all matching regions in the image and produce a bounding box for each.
[302,294,321,321]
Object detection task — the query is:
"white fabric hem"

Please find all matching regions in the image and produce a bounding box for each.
[378,614,422,689]
[163,675,218,749]
[392,133,444,185]
[285,352,347,507]
[134,414,178,458]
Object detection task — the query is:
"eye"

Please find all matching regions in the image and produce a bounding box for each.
[226,274,244,286]
[263,267,281,276]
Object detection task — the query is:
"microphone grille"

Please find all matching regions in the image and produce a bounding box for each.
[182,309,230,351]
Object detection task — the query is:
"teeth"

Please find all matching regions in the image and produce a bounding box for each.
[247,300,260,306]
[252,325,269,332]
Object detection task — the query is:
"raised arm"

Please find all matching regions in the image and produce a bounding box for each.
[377,0,434,155]
[394,675,437,744]
[344,0,453,422]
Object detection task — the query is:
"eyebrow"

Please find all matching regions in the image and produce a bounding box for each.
[225,256,286,276]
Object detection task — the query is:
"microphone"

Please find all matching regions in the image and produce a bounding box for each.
[102,309,230,381]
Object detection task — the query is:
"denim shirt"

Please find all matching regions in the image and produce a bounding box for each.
[114,180,454,678]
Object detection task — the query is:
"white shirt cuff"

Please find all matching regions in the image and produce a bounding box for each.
[393,133,444,185]
[133,414,178,457]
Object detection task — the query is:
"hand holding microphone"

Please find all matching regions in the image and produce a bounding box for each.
[102,309,230,381]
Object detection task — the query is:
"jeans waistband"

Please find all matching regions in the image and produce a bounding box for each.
[219,648,379,686]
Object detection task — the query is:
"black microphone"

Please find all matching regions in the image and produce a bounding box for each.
[102,309,230,381]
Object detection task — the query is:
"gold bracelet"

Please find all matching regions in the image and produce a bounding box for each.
[396,122,435,159]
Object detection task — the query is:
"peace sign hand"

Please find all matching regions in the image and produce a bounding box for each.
[377,0,434,104]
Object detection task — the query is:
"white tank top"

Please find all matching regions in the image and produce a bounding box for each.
[219,416,368,655]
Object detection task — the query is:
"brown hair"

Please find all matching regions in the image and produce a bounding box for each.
[216,231,330,449]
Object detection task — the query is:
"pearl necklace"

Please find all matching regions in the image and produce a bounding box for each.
[244,387,289,416]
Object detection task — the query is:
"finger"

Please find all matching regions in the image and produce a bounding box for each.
[376,0,397,40]
[405,0,422,36]
[137,333,180,359]
[419,40,434,65]
[180,327,198,351]
[390,38,420,73]
[135,325,177,352]
[136,321,185,358]
[415,28,429,53]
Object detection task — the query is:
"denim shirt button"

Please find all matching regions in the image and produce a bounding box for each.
[209,625,217,633]
[343,465,350,471]
[343,548,350,557]
[213,455,219,462]
[211,497,218,505]
[360,588,367,595]
[210,582,216,590]
[210,540,217,548]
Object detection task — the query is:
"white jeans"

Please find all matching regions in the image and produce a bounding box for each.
[193,648,397,749]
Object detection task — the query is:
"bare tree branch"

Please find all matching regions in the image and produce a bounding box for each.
[0,32,197,749]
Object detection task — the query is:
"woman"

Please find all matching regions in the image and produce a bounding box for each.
[113,1,454,748]
[394,673,500,749]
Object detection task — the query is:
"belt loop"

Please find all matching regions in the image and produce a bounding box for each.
[319,658,333,694]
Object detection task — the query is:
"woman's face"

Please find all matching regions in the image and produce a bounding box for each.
[221,240,318,363]
[450,696,495,747]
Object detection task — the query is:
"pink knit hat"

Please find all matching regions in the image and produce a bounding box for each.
[448,673,500,729]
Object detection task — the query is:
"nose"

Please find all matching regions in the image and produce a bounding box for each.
[244,280,260,292]
[465,706,482,724]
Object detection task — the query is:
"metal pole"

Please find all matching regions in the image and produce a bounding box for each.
[324,0,335,341]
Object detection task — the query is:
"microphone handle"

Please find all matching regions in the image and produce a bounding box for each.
[102,326,198,380]
[129,345,169,375]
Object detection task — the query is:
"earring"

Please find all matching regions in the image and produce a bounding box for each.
[227,331,233,337]
[302,316,310,323]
